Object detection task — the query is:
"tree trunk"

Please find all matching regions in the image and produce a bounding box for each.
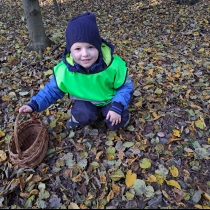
[53,0,60,16]
[21,0,53,53]
[173,0,200,5]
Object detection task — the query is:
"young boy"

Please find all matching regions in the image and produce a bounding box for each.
[19,12,134,130]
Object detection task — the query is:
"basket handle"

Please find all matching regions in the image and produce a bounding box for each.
[14,112,45,159]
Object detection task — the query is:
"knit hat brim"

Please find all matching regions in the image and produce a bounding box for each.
[65,12,102,54]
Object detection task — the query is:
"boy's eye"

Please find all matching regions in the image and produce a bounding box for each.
[89,46,94,49]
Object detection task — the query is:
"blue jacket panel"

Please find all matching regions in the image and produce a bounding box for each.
[30,77,65,112]
[113,77,134,110]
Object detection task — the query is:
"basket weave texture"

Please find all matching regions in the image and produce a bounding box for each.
[8,113,49,168]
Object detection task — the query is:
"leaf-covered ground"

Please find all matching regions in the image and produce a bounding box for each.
[0,0,210,209]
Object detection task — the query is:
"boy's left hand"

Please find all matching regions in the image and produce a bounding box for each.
[106,110,121,126]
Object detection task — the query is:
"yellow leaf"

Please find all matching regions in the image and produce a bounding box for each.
[0,150,7,162]
[194,205,203,209]
[49,119,58,128]
[173,73,181,78]
[115,40,122,44]
[99,174,106,184]
[190,104,202,110]
[0,130,5,137]
[45,108,50,116]
[137,62,145,67]
[148,69,154,75]
[29,189,39,195]
[168,137,182,143]
[25,174,34,182]
[86,193,94,200]
[107,190,114,202]
[80,204,88,209]
[199,116,206,126]
[169,165,179,177]
[143,84,154,90]
[156,66,164,70]
[106,153,116,161]
[195,119,205,130]
[96,151,103,161]
[152,112,163,120]
[202,192,210,201]
[125,170,137,188]
[2,95,11,101]
[155,173,165,185]
[146,174,157,182]
[189,121,195,130]
[152,112,158,118]
[162,190,170,200]
[199,48,205,53]
[185,89,191,99]
[173,129,180,137]
[194,204,210,209]
[112,183,120,194]
[68,202,80,209]
[44,69,53,76]
[135,101,142,107]
[20,192,30,198]
[194,31,199,36]
[71,174,82,182]
[203,19,209,24]
[165,180,181,190]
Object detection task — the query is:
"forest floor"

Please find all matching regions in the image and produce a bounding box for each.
[0,0,210,209]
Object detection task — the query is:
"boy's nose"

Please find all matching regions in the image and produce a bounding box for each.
[82,49,89,56]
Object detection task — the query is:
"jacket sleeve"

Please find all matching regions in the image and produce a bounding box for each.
[28,76,65,112]
[110,76,134,114]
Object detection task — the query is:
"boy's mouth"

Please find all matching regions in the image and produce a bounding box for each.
[82,59,91,63]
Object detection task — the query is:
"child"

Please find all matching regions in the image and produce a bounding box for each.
[19,12,134,130]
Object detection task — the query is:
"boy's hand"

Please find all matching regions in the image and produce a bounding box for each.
[106,110,121,126]
[19,105,33,113]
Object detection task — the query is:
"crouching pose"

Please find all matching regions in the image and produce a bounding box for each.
[19,12,134,130]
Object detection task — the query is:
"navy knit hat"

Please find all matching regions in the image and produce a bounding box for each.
[65,12,102,54]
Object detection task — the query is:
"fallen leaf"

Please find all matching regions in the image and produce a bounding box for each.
[0,150,7,162]
[165,180,181,190]
[169,165,179,177]
[139,158,151,169]
[125,170,137,188]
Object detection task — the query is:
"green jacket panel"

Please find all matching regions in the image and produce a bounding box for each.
[53,55,127,106]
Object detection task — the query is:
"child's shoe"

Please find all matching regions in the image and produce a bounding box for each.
[66,118,80,129]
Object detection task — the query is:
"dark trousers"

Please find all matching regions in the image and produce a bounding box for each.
[71,100,129,130]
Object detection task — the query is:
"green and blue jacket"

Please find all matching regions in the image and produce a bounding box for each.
[28,39,134,115]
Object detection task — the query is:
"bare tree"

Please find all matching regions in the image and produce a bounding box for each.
[53,0,60,16]
[21,0,53,53]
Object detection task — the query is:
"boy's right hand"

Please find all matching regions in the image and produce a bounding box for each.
[19,105,33,113]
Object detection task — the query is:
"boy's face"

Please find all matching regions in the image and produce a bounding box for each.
[70,42,99,70]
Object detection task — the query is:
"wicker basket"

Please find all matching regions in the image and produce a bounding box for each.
[8,112,49,168]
